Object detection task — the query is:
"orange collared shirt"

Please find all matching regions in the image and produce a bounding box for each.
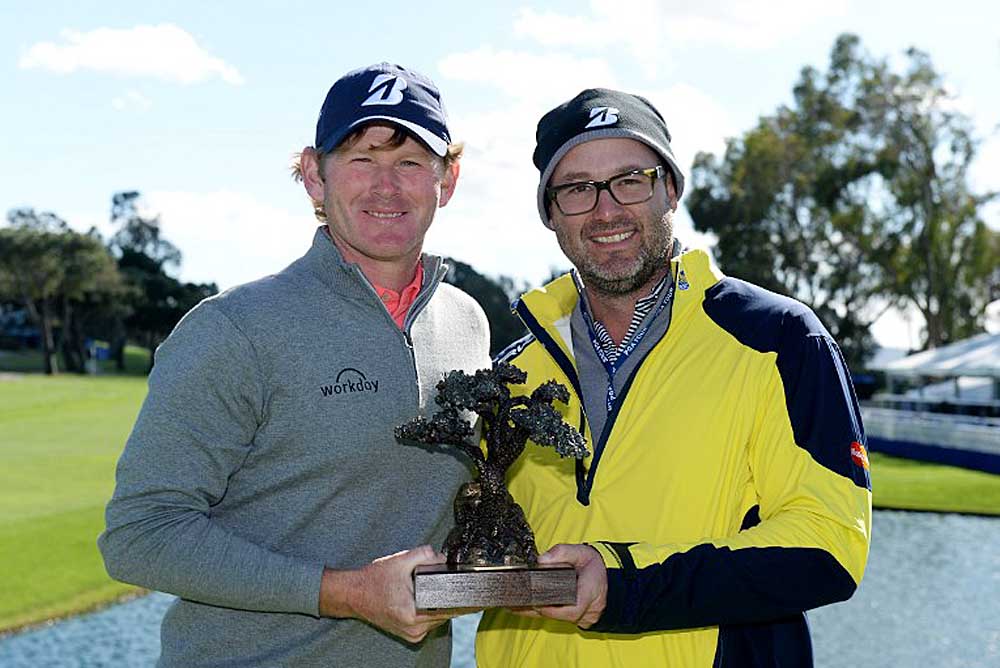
[372,262,424,329]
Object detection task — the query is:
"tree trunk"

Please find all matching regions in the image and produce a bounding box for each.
[69,313,89,374]
[111,317,126,371]
[59,298,85,373]
[38,299,58,375]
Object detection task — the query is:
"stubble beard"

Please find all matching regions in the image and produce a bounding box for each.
[560,209,674,298]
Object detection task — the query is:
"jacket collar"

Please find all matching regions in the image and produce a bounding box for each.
[298,226,445,299]
[514,246,723,354]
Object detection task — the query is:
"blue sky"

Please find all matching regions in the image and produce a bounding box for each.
[3,1,998,348]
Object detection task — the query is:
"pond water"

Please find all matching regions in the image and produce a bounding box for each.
[1,510,997,667]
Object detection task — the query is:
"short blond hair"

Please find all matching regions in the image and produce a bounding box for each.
[291,123,464,222]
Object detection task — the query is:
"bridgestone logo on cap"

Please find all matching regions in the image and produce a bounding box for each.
[585,106,620,128]
[362,74,407,106]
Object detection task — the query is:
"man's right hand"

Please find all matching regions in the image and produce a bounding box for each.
[319,545,453,643]
[512,543,608,629]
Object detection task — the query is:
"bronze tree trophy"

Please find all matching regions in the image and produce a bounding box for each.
[395,362,589,609]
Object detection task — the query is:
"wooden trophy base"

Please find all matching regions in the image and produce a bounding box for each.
[413,563,576,610]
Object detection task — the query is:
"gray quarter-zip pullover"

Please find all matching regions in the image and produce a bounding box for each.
[99,227,491,667]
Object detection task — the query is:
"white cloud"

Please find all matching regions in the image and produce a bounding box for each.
[111,90,152,111]
[641,83,735,172]
[63,210,110,240]
[971,133,1000,219]
[60,190,314,291]
[513,8,622,49]
[19,24,244,85]
[871,305,924,351]
[513,3,666,77]
[514,0,849,76]
[142,190,312,289]
[672,0,851,48]
[986,300,1000,334]
[439,47,618,102]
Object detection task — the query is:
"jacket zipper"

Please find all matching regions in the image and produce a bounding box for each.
[512,267,679,505]
[348,260,446,410]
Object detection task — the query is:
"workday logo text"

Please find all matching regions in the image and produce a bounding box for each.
[320,368,380,397]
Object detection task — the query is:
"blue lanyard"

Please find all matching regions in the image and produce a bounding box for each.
[578,272,675,414]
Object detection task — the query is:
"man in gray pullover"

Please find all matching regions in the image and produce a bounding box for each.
[98,63,491,667]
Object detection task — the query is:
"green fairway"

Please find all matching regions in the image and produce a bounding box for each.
[870,452,1000,516]
[0,373,147,631]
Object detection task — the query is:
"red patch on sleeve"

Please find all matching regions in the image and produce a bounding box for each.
[851,441,870,470]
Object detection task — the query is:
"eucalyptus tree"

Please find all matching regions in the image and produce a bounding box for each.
[688,34,998,362]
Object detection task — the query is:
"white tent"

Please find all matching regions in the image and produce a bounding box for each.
[870,332,1000,378]
[864,333,1000,470]
[869,332,1000,402]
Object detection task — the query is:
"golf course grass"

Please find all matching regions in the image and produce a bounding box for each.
[1,360,998,634]
[0,368,147,632]
[869,452,1000,515]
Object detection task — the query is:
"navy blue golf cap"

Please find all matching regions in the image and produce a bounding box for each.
[315,63,451,157]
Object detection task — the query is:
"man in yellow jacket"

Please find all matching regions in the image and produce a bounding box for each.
[475,88,872,667]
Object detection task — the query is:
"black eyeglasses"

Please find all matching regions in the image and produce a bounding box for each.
[546,166,665,216]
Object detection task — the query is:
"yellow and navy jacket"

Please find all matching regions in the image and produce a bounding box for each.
[476,249,872,667]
